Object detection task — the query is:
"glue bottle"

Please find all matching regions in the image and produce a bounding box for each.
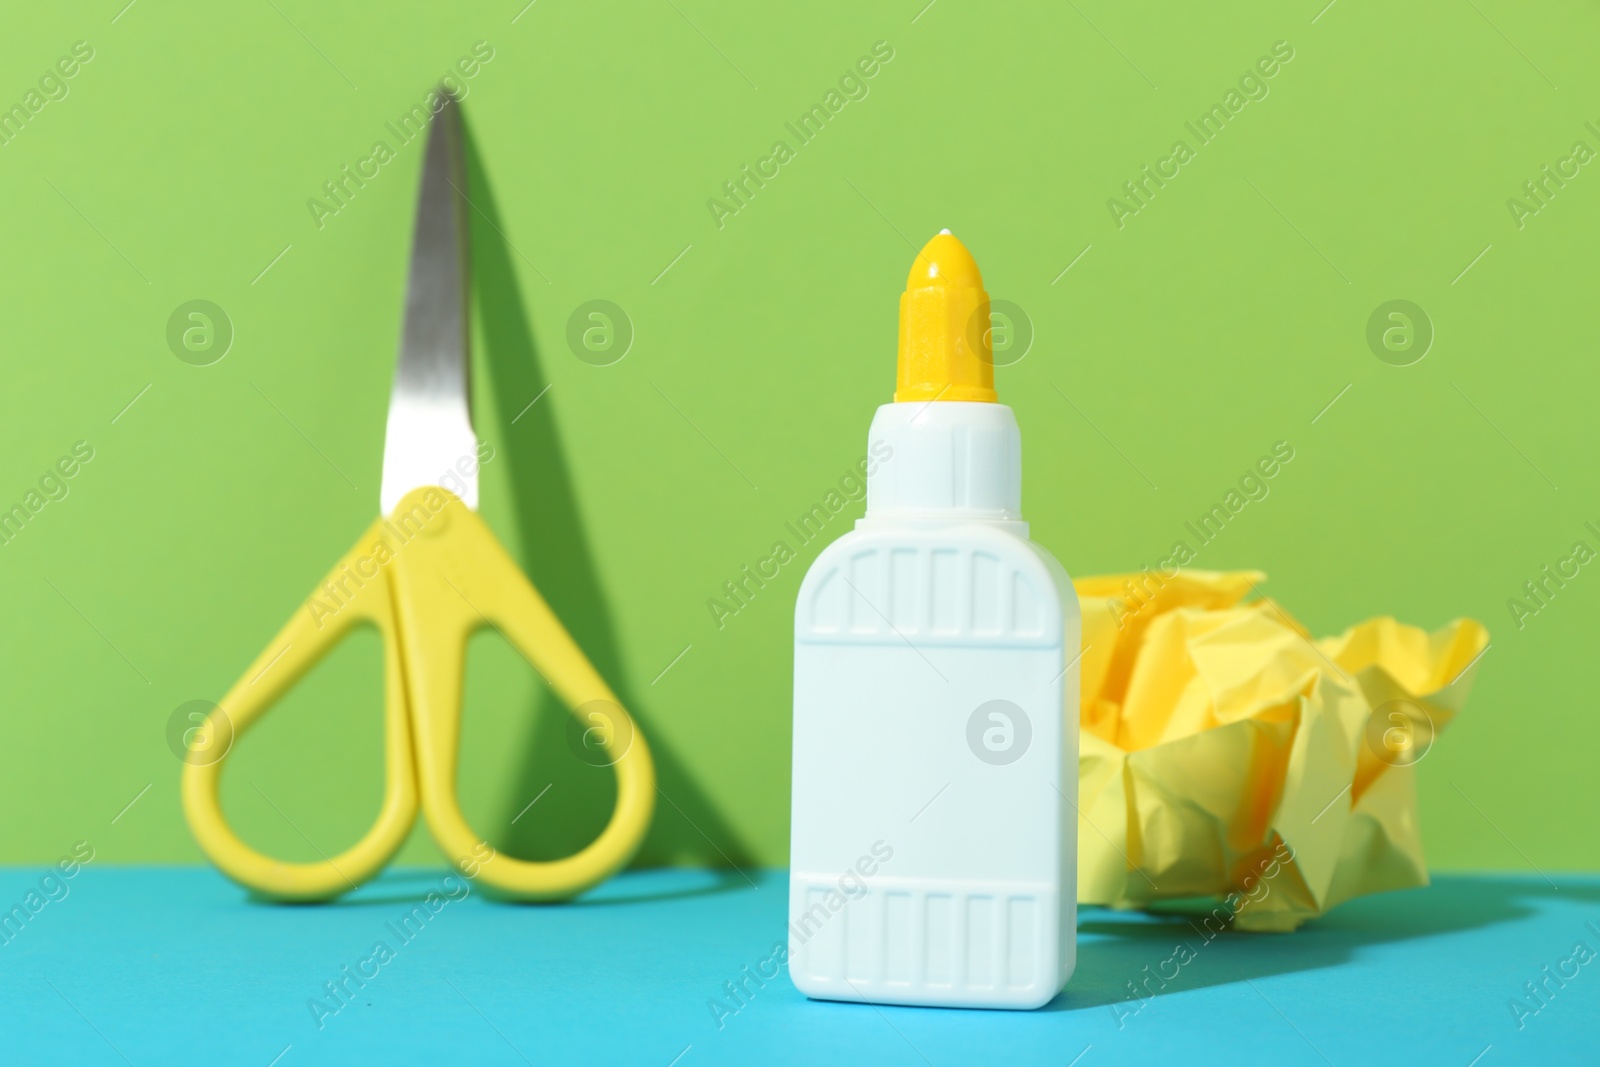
[788,231,1079,1010]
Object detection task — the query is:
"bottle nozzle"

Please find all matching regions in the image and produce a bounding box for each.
[895,230,996,404]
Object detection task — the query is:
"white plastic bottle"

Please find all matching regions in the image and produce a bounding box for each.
[788,231,1080,1010]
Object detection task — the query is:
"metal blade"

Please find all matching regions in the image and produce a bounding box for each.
[379,89,478,516]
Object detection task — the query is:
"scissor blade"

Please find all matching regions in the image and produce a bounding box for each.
[380,90,478,516]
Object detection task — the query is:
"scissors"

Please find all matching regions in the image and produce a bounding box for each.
[181,92,655,902]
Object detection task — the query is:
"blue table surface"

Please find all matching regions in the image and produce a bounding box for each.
[0,867,1593,1066]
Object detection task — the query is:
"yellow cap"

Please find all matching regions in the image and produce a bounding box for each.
[895,230,996,403]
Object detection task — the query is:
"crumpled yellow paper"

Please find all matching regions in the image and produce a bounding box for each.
[1073,569,1488,931]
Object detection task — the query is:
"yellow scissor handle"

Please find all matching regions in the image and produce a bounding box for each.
[182,488,655,903]
[181,521,419,901]
[386,487,655,900]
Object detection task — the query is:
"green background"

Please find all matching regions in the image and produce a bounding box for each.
[2,0,1594,877]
